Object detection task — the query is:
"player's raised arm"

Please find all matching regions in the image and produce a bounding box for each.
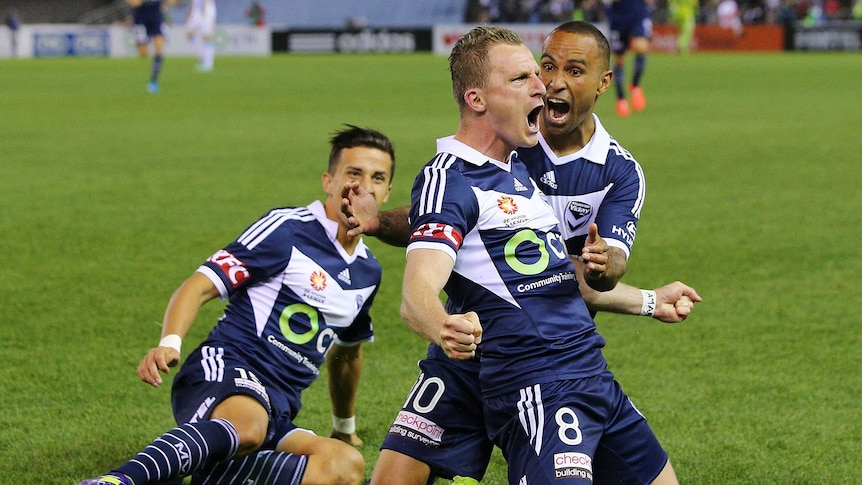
[137,272,219,387]
[342,180,410,246]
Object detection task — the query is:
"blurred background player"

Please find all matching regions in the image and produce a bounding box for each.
[127,0,175,93]
[186,0,217,72]
[5,5,20,58]
[604,0,653,116]
[246,0,266,26]
[76,125,395,485]
[670,0,697,54]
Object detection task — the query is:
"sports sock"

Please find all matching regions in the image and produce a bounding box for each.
[613,64,625,99]
[632,54,646,87]
[203,42,215,69]
[192,450,308,485]
[110,419,240,485]
[151,54,163,82]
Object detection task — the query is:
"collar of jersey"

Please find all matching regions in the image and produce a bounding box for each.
[307,200,369,258]
[538,113,610,166]
[436,135,516,169]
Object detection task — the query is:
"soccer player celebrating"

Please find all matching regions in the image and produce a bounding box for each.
[77,126,395,485]
[343,22,699,485]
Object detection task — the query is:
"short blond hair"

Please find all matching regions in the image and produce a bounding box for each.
[448,25,524,111]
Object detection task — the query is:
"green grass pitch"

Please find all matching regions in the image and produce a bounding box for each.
[1,50,860,483]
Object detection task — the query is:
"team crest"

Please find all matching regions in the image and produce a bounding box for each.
[310,271,327,291]
[565,200,592,232]
[498,196,518,215]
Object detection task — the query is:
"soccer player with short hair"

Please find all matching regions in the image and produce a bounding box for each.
[604,0,653,116]
[344,22,698,485]
[77,125,396,485]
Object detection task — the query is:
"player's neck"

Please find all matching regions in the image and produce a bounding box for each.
[454,124,514,164]
[541,117,595,157]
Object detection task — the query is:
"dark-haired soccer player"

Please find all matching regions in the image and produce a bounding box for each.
[78,125,395,485]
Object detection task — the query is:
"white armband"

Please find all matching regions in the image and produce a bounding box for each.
[640,290,656,317]
[159,334,182,354]
[332,415,356,434]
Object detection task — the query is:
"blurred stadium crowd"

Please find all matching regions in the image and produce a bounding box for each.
[3,0,860,26]
[464,0,862,25]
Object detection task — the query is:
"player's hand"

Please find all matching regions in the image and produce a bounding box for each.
[581,223,610,276]
[440,311,482,360]
[653,282,703,323]
[341,180,381,238]
[330,430,364,447]
[137,346,180,388]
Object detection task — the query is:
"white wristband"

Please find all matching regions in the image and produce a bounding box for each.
[640,290,656,317]
[332,415,356,434]
[159,334,182,354]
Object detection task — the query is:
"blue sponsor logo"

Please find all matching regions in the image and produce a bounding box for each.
[34,31,109,57]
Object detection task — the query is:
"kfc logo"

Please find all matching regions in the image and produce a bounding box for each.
[207,250,250,288]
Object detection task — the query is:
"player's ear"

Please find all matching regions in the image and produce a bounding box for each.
[321,171,333,194]
[464,88,486,113]
[597,70,612,96]
[381,184,392,204]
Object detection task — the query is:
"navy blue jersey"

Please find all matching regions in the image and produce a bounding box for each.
[133,0,163,23]
[521,114,645,259]
[194,201,379,410]
[407,137,606,397]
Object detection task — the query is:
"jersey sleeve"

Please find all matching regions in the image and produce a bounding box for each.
[406,161,479,262]
[594,159,645,259]
[198,211,295,299]
[333,287,378,346]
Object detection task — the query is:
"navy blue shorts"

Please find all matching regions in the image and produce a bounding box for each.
[484,371,668,484]
[607,14,652,53]
[379,358,493,481]
[171,344,300,449]
[133,5,164,40]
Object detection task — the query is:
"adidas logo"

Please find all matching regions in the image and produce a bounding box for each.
[539,171,558,189]
[337,268,351,285]
[513,178,528,192]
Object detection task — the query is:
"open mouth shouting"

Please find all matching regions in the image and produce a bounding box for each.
[527,103,543,133]
[546,97,571,125]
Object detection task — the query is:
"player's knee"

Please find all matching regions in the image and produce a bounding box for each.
[308,441,365,484]
[232,421,267,456]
